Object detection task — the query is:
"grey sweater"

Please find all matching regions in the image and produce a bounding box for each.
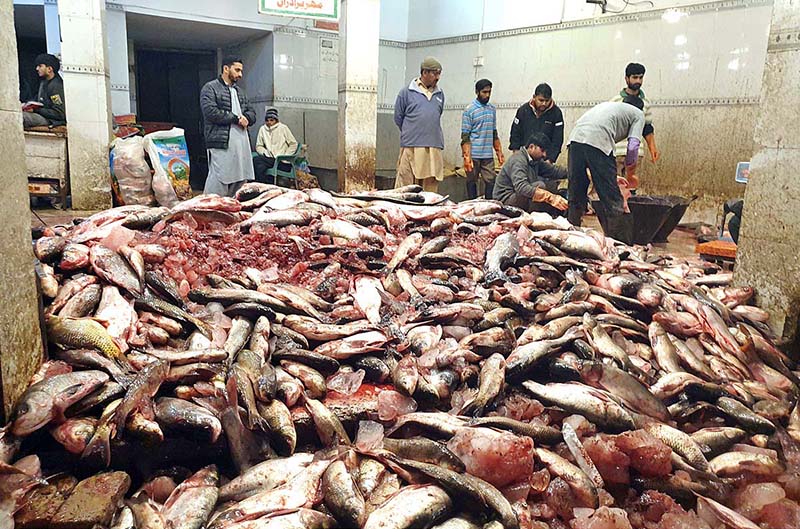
[493,150,567,203]
[394,80,445,149]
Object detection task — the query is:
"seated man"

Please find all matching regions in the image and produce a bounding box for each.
[23,54,66,129]
[253,107,298,183]
[493,132,568,215]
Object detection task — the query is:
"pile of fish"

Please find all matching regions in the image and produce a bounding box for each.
[3,182,799,529]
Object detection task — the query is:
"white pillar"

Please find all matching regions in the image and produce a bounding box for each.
[0,0,45,419]
[734,0,800,349]
[44,0,61,55]
[106,5,130,115]
[58,0,113,210]
[337,0,380,192]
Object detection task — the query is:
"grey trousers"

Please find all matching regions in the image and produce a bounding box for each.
[23,112,49,129]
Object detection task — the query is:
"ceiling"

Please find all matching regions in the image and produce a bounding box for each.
[126,13,269,52]
[13,5,46,40]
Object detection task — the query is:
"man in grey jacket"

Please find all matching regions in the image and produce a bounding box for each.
[200,56,256,197]
[394,57,445,192]
[493,132,568,214]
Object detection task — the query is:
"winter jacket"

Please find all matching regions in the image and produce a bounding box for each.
[256,122,298,158]
[200,77,256,150]
[493,149,567,204]
[394,79,445,149]
[34,74,66,126]
[508,100,564,162]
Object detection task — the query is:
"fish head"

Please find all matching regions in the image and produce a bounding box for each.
[11,390,53,436]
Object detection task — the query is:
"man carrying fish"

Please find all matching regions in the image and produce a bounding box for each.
[566,96,646,244]
[394,57,445,193]
[492,132,568,214]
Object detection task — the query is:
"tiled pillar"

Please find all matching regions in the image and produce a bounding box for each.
[337,0,379,192]
[734,1,800,350]
[58,0,114,210]
[0,0,45,419]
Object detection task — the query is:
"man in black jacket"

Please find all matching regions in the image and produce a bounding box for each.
[23,54,66,129]
[508,83,564,163]
[200,56,256,196]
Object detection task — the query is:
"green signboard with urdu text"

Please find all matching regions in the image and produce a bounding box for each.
[259,0,340,20]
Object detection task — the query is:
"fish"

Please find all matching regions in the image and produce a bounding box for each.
[640,421,710,472]
[35,261,60,299]
[578,360,670,422]
[583,314,645,378]
[382,437,465,472]
[122,207,171,229]
[34,235,67,262]
[90,244,143,295]
[320,217,384,246]
[361,484,451,529]
[12,370,109,436]
[81,399,121,467]
[459,353,505,416]
[162,465,219,529]
[304,397,351,446]
[145,270,185,308]
[483,232,519,285]
[134,294,212,339]
[648,322,684,373]
[49,417,97,454]
[522,381,635,431]
[208,459,331,528]
[715,396,776,434]
[154,397,222,443]
[46,315,132,369]
[58,283,102,318]
[218,452,314,502]
[389,458,517,529]
[113,359,169,436]
[322,459,366,528]
[535,447,599,508]
[256,399,297,456]
[281,360,327,399]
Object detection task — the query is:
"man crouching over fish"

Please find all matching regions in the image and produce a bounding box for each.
[493,132,568,215]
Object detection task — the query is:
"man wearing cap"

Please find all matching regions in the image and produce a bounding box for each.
[394,57,445,192]
[200,56,256,197]
[566,97,646,244]
[461,78,504,200]
[610,63,659,185]
[22,53,66,129]
[253,107,299,183]
[493,132,568,215]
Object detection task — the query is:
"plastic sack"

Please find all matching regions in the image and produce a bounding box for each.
[110,136,156,206]
[143,128,191,206]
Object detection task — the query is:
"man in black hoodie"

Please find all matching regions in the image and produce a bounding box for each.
[23,54,66,129]
[508,83,564,163]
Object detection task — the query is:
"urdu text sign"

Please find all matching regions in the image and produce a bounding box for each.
[259,0,339,20]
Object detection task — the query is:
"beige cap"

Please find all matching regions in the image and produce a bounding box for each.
[420,56,442,72]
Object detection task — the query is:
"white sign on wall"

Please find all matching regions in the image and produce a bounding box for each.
[259,0,339,20]
[319,38,338,78]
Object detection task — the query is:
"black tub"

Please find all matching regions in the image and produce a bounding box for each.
[592,195,691,245]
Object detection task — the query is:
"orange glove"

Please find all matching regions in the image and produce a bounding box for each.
[617,177,631,213]
[645,134,660,162]
[533,187,568,211]
[461,143,474,173]
[493,138,505,166]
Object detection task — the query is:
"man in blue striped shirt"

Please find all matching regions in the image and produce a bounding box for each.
[461,79,504,200]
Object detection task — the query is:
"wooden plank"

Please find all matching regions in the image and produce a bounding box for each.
[696,240,738,259]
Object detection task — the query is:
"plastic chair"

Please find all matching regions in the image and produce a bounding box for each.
[265,144,303,189]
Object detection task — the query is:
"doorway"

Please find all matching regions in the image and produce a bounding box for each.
[136,49,217,190]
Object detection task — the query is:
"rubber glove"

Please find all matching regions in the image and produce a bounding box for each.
[461,143,474,173]
[493,138,505,166]
[645,134,660,162]
[533,187,568,211]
